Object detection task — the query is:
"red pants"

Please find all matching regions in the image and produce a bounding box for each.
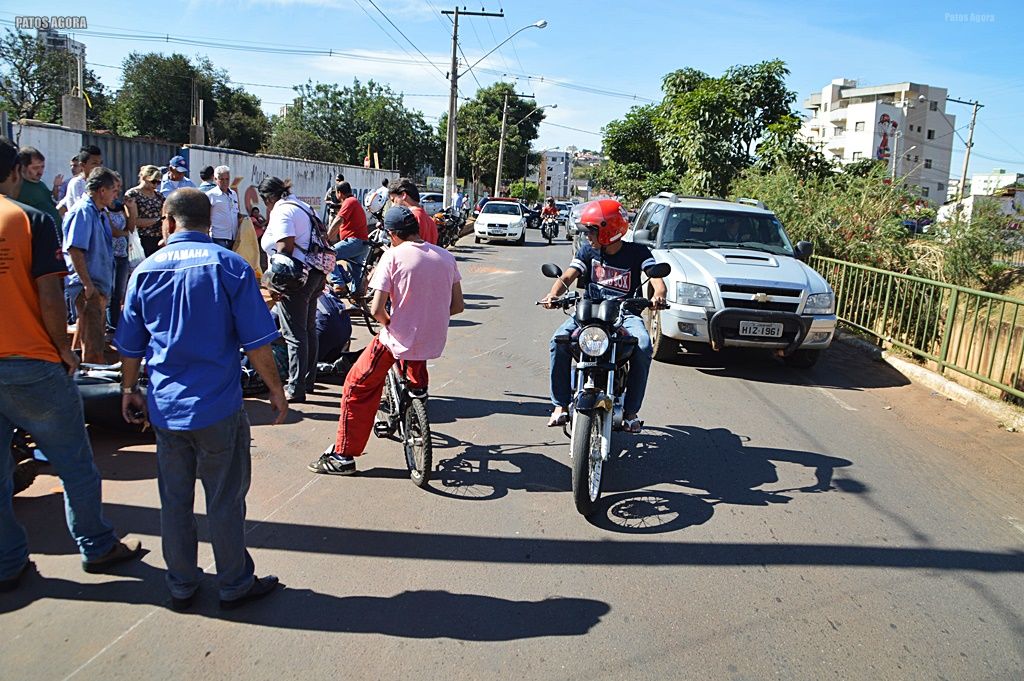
[334,336,428,457]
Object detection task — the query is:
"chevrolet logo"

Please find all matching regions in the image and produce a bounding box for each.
[753,293,769,303]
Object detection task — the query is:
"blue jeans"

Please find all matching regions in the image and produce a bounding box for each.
[107,256,131,330]
[0,359,117,579]
[153,408,256,600]
[330,238,370,293]
[549,313,653,417]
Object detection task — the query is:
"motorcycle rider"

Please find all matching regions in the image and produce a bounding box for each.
[541,197,560,238]
[541,198,667,433]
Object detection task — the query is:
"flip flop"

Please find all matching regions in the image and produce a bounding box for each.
[622,417,643,434]
[547,412,569,427]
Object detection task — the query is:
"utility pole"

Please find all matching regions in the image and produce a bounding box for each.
[494,93,510,197]
[948,96,984,203]
[441,6,504,207]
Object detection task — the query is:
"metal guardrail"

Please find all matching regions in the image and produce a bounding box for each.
[812,255,1024,401]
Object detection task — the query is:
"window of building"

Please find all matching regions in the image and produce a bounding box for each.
[545,185,551,192]
[924,159,933,169]
[938,182,945,191]
[929,101,938,111]
[921,186,930,197]
[913,155,919,162]
[852,151,863,160]
[916,126,922,133]
[834,126,845,135]
[824,103,829,112]
[855,121,865,132]
[927,129,935,139]
[547,166,552,171]
[546,175,551,181]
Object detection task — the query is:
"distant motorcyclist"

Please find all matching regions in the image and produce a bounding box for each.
[541,199,667,433]
[541,197,559,219]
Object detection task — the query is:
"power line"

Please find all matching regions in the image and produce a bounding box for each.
[980,121,1024,160]
[364,0,447,80]
[502,14,528,76]
[541,121,602,136]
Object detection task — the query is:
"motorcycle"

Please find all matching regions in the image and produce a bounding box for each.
[541,216,559,244]
[10,363,150,496]
[433,207,467,250]
[539,261,671,516]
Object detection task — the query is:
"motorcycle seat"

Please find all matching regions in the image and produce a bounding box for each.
[79,362,122,372]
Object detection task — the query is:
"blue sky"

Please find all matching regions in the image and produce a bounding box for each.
[3,0,1021,180]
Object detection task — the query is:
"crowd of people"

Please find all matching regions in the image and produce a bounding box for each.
[0,133,466,611]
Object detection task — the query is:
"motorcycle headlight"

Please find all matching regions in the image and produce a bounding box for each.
[578,326,610,357]
[676,282,715,310]
[804,292,835,315]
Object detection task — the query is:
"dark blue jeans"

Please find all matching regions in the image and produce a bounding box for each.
[107,255,131,330]
[549,314,653,416]
[153,408,256,600]
[0,359,117,579]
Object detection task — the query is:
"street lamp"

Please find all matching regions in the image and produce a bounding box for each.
[443,18,547,206]
[496,103,556,198]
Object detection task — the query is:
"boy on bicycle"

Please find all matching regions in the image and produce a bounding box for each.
[310,206,464,475]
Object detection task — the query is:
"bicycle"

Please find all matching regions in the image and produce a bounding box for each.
[373,362,433,487]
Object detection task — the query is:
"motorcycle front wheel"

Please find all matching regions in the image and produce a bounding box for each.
[571,411,604,516]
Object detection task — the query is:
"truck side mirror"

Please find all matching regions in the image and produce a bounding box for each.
[633,229,654,247]
[795,241,814,262]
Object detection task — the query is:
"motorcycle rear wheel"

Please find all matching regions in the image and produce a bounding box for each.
[571,411,604,516]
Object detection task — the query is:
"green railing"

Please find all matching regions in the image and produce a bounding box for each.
[812,255,1024,401]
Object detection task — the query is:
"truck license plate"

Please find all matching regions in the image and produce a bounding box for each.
[739,321,783,338]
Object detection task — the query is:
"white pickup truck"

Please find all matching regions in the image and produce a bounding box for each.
[625,193,836,368]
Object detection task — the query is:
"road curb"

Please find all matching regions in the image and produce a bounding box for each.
[834,330,1024,432]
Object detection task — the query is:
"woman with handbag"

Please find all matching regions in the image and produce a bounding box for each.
[125,165,165,256]
[259,176,327,404]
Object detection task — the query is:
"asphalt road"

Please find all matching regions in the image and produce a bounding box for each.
[5,230,1024,681]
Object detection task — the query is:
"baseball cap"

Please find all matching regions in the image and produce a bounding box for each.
[382,206,419,234]
[169,155,188,173]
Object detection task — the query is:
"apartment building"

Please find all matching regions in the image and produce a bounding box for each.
[801,78,955,203]
[543,150,571,199]
[37,27,86,61]
[971,168,1024,196]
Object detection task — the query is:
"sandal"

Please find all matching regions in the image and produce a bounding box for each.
[547,411,569,427]
[622,417,643,434]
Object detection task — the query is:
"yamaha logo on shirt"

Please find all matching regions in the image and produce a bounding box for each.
[153,248,213,264]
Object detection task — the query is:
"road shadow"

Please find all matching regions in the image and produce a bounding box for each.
[428,394,552,425]
[13,499,1024,574]
[663,342,910,390]
[462,293,503,302]
[0,564,608,640]
[590,424,855,534]
[448,318,480,328]
[426,437,570,500]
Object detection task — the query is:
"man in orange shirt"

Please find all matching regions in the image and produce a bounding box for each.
[0,138,141,592]
[388,177,438,245]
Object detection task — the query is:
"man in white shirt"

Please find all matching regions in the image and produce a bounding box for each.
[159,156,197,197]
[207,165,243,250]
[57,146,102,218]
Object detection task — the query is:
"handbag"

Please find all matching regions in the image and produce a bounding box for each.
[127,229,146,270]
[282,200,337,276]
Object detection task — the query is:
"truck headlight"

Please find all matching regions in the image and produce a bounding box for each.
[676,282,715,310]
[804,292,834,315]
[578,326,610,357]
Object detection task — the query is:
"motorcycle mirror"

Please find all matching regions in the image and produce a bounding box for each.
[541,263,563,279]
[646,262,671,279]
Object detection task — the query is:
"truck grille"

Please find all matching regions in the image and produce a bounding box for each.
[720,284,803,297]
[722,298,800,313]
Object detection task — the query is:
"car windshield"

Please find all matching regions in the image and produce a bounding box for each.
[653,208,794,256]
[481,202,521,216]
[421,194,442,203]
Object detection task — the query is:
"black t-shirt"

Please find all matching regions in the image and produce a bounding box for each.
[569,241,657,301]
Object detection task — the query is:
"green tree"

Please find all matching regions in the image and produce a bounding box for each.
[753,114,834,181]
[110,52,212,141]
[269,79,439,171]
[209,86,270,153]
[508,179,539,203]
[602,104,662,170]
[440,82,544,194]
[0,29,71,121]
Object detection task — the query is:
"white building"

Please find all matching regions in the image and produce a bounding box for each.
[543,150,570,199]
[37,27,86,61]
[801,78,955,203]
[971,169,1024,196]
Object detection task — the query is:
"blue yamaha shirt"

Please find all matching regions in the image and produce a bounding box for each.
[113,231,280,430]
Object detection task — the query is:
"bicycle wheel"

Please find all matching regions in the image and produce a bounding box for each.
[402,396,432,488]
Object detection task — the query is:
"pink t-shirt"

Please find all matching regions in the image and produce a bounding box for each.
[370,240,461,360]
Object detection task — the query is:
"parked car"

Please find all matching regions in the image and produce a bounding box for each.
[473,196,490,216]
[555,201,572,224]
[420,192,444,216]
[473,197,527,245]
[626,192,836,367]
[567,201,589,248]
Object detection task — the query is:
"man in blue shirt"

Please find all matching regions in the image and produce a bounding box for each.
[159,155,197,197]
[114,188,287,611]
[63,167,118,363]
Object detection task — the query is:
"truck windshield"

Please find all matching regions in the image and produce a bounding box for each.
[657,209,794,256]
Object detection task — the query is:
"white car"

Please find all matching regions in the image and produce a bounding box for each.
[473,199,527,245]
[626,193,837,368]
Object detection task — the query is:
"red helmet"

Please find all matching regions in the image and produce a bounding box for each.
[579,199,629,246]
